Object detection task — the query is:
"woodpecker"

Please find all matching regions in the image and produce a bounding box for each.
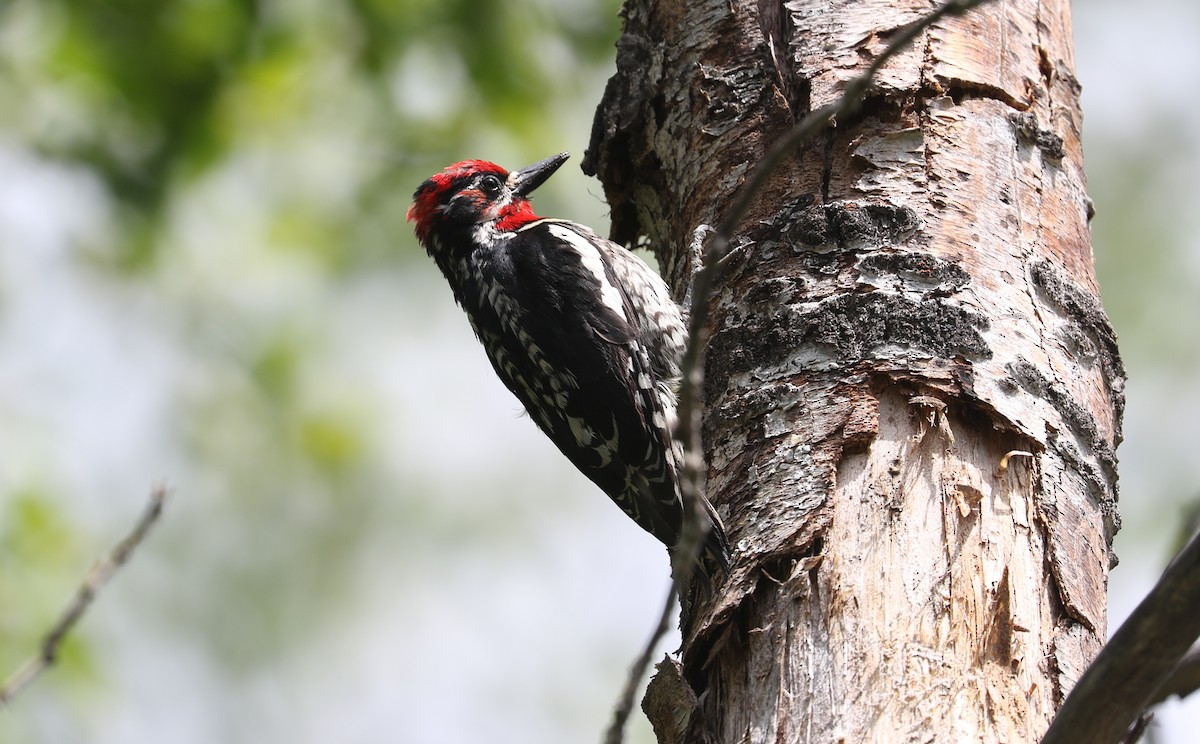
[408,152,729,579]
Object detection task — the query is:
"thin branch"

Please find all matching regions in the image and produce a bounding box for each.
[0,486,168,707]
[602,583,679,744]
[1041,531,1200,744]
[1148,644,1200,706]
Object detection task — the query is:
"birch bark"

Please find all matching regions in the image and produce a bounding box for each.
[585,0,1122,741]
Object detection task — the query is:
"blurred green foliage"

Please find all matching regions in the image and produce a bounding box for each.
[2,0,621,269]
[0,0,624,740]
[0,490,85,668]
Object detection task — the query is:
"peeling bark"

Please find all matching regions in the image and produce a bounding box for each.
[586,0,1122,741]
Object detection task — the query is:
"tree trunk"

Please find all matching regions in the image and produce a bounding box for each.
[584,0,1123,741]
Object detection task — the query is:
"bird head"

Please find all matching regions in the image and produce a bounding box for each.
[407,152,569,246]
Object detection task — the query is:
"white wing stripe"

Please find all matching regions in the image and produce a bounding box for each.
[546,223,627,321]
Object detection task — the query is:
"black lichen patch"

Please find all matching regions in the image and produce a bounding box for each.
[706,293,990,399]
[857,252,971,294]
[799,293,990,360]
[1057,324,1098,368]
[1008,111,1065,162]
[1006,360,1118,486]
[1030,261,1105,331]
[792,200,921,249]
[788,204,834,247]
[1029,259,1126,433]
[769,199,920,250]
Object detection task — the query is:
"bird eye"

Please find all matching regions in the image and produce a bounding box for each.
[479,174,503,196]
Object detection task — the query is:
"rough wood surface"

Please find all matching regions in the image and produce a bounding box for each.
[585,0,1122,741]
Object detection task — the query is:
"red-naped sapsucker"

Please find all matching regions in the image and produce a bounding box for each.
[407,153,729,580]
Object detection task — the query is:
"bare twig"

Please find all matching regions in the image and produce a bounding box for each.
[602,583,679,744]
[0,486,168,706]
[1041,531,1200,744]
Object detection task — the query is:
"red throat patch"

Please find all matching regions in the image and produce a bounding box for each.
[495,201,538,231]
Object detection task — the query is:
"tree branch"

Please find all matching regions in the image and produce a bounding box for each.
[603,583,678,744]
[1148,644,1200,706]
[1041,531,1200,744]
[0,486,168,707]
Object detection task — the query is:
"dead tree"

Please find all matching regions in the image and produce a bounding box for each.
[584,0,1123,740]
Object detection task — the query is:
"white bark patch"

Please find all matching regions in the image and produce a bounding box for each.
[545,223,628,321]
